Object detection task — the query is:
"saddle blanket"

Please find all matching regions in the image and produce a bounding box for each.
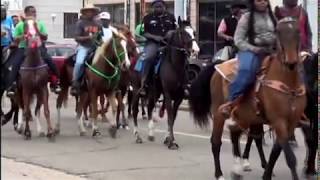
[214,58,238,82]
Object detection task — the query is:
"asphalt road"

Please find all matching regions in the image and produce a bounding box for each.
[1,94,316,180]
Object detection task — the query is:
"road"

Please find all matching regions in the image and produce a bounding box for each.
[1,94,316,180]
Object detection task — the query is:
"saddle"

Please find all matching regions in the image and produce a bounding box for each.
[134,47,166,74]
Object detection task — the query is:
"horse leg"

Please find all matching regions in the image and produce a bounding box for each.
[116,92,121,129]
[254,125,267,169]
[141,96,147,120]
[12,103,19,130]
[229,125,244,179]
[127,88,133,119]
[107,92,118,138]
[76,92,87,136]
[263,142,282,180]
[55,87,68,135]
[42,89,55,141]
[242,135,253,171]
[301,124,316,176]
[89,91,100,137]
[22,93,31,140]
[132,91,142,143]
[211,113,226,180]
[34,99,45,137]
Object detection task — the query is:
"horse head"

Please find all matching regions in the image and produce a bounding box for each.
[24,17,41,52]
[114,24,139,60]
[176,16,199,56]
[276,17,300,70]
[104,27,130,71]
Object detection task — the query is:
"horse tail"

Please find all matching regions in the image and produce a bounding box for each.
[188,62,217,128]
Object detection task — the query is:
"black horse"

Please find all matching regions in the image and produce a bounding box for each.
[1,48,19,129]
[131,17,199,149]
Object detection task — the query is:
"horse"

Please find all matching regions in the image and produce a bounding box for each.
[0,47,20,129]
[189,18,306,179]
[55,25,138,134]
[17,18,55,140]
[131,17,199,148]
[239,52,318,176]
[75,28,131,137]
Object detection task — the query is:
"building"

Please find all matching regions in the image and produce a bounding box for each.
[5,0,82,44]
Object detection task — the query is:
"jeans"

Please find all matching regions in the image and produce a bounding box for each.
[73,45,91,82]
[6,45,59,88]
[141,42,159,85]
[228,51,262,101]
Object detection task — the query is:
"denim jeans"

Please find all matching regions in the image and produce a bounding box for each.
[228,51,262,101]
[73,45,91,81]
[141,41,159,85]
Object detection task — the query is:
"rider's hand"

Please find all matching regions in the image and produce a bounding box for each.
[252,47,265,54]
[1,31,6,37]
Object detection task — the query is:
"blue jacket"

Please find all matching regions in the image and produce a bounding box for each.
[1,16,14,47]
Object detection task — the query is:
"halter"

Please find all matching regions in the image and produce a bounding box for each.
[85,36,125,86]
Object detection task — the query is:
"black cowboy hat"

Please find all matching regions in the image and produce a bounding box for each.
[151,0,166,6]
[231,3,247,9]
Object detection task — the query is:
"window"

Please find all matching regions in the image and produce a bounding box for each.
[64,13,78,38]
[96,4,125,25]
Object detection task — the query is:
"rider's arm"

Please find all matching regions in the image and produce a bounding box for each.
[234,13,260,52]
[217,19,233,41]
[142,15,163,42]
[74,21,91,43]
[37,21,48,41]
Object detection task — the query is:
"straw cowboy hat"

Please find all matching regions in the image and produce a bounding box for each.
[80,4,100,15]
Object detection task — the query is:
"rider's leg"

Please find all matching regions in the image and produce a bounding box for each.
[70,45,90,96]
[219,50,261,117]
[6,48,25,96]
[140,42,158,94]
[40,44,61,93]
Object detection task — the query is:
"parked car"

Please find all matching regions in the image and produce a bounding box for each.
[187,54,213,82]
[46,44,76,84]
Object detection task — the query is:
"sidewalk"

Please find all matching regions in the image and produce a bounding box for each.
[1,158,87,180]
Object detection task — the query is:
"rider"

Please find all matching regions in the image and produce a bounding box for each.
[99,12,113,42]
[1,5,14,51]
[70,4,101,96]
[6,5,61,97]
[217,3,246,60]
[218,0,277,117]
[139,0,181,96]
[274,0,312,53]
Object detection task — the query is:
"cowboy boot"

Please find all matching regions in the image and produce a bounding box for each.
[70,80,80,96]
[218,96,242,118]
[6,82,17,98]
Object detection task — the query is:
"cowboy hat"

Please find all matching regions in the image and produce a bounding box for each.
[80,4,100,15]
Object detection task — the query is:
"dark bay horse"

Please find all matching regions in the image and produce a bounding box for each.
[131,18,199,148]
[1,48,19,129]
[76,29,130,137]
[18,18,55,140]
[189,18,306,179]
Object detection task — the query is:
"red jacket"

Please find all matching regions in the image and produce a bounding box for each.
[275,5,312,51]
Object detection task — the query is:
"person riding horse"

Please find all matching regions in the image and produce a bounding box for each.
[139,0,190,97]
[6,6,61,97]
[70,4,102,96]
[218,0,277,117]
[217,3,247,60]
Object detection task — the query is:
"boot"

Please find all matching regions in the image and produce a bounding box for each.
[218,96,242,118]
[54,79,62,93]
[6,82,17,98]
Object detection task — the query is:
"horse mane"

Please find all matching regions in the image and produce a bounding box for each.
[109,25,127,41]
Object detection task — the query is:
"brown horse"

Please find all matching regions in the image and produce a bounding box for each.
[76,29,130,137]
[55,25,138,134]
[189,18,306,179]
[18,18,55,140]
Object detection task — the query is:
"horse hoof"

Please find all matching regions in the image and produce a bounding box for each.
[38,132,46,137]
[123,125,130,130]
[108,127,117,139]
[24,131,31,140]
[303,167,316,177]
[168,142,179,150]
[92,130,101,137]
[242,159,252,171]
[136,137,143,144]
[230,172,243,180]
[289,140,298,148]
[47,133,56,142]
[54,129,60,135]
[164,137,170,145]
[148,136,155,142]
[142,115,147,120]
[79,131,86,136]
